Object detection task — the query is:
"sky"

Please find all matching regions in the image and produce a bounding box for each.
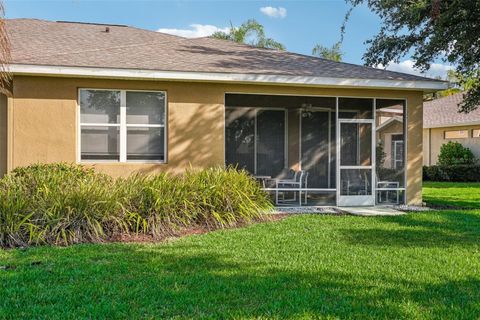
[4,0,453,78]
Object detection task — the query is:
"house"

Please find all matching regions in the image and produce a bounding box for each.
[423,93,480,165]
[0,19,447,206]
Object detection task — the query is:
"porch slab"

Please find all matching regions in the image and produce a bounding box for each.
[338,206,406,216]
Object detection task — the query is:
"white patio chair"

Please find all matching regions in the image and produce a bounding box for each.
[275,170,305,205]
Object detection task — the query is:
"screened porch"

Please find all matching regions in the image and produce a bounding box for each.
[225,93,407,207]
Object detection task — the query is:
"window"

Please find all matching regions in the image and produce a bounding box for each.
[391,135,404,169]
[79,89,166,162]
[473,129,480,138]
[445,130,468,139]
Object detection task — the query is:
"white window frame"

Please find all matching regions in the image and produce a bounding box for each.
[393,140,404,169]
[78,88,167,164]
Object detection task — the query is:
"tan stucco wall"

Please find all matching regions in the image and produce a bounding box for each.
[10,75,424,204]
[423,125,480,165]
[0,94,6,177]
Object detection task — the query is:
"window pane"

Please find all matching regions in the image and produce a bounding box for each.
[445,130,468,139]
[340,123,372,166]
[473,129,480,138]
[127,127,164,161]
[81,126,120,160]
[340,169,372,195]
[80,90,120,124]
[126,91,165,125]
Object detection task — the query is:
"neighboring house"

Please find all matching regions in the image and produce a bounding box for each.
[423,93,480,165]
[0,19,446,206]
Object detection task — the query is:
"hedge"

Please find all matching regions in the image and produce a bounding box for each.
[0,163,273,248]
[423,165,480,182]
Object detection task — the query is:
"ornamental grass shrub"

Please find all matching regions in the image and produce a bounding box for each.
[0,164,122,248]
[0,164,272,248]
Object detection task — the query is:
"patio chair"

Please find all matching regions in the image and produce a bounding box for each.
[302,171,309,205]
[377,181,400,204]
[341,171,369,196]
[275,170,306,206]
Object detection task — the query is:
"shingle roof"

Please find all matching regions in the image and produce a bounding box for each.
[6,19,443,82]
[423,93,480,128]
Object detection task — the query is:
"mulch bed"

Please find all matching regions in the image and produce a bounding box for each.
[109,213,293,244]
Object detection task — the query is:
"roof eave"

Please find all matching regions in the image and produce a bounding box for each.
[424,120,480,129]
[8,64,449,91]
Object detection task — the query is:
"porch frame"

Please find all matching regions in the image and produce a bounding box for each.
[224,92,408,207]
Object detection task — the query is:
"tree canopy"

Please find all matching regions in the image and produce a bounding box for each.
[211,19,285,50]
[312,42,343,61]
[346,0,480,112]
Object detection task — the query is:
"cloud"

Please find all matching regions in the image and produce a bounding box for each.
[157,24,229,38]
[260,6,287,18]
[379,59,454,79]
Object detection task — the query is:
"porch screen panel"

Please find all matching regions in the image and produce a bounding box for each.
[225,108,255,173]
[256,110,285,177]
[340,123,372,166]
[375,99,406,204]
[301,111,330,188]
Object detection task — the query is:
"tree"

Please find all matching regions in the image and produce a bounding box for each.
[211,19,285,50]
[0,2,10,95]
[312,42,343,61]
[345,0,480,113]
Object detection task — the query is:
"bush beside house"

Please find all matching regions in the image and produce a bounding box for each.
[423,141,480,182]
[0,164,273,248]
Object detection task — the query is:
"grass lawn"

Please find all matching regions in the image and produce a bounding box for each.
[1,186,480,319]
[423,181,480,209]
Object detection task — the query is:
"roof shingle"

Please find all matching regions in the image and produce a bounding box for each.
[6,19,443,82]
[423,93,480,128]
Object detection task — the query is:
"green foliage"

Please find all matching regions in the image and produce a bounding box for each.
[423,164,480,182]
[0,164,272,248]
[0,163,120,248]
[211,19,285,50]
[312,42,343,61]
[438,141,475,165]
[376,141,386,168]
[345,0,480,112]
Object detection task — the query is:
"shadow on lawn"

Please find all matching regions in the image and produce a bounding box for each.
[339,211,480,248]
[2,243,480,319]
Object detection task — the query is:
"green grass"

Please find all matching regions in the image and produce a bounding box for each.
[423,181,480,208]
[1,211,480,319]
[1,183,480,319]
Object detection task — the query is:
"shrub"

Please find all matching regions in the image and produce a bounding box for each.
[0,163,122,248]
[183,167,272,228]
[423,164,480,182]
[117,167,272,238]
[0,164,272,248]
[438,141,476,165]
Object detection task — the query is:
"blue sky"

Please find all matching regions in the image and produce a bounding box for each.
[4,0,452,78]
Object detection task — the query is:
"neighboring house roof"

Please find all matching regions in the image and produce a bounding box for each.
[424,93,480,128]
[5,19,447,90]
[376,116,403,132]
